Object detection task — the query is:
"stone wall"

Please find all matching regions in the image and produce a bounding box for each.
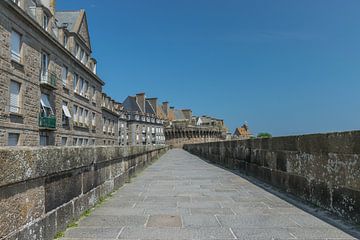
[184,131,360,224]
[0,145,168,240]
[166,137,224,148]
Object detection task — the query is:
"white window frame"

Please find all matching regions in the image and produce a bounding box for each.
[11,30,21,62]
[43,13,49,31]
[9,80,21,113]
[40,52,49,83]
[63,34,68,48]
[40,93,54,117]
[73,105,78,123]
[73,73,78,92]
[61,65,68,86]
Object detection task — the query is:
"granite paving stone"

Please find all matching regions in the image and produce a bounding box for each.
[61,149,357,240]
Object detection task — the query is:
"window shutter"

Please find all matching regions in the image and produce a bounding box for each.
[10,81,20,113]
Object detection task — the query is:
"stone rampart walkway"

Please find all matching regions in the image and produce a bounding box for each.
[62,149,355,240]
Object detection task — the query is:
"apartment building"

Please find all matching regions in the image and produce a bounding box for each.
[0,0,104,146]
[122,93,165,146]
[101,93,120,145]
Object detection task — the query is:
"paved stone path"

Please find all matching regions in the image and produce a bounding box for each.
[62,149,355,240]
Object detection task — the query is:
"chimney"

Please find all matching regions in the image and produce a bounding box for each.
[162,101,169,116]
[50,0,56,14]
[146,98,158,114]
[41,0,56,15]
[182,109,192,120]
[136,93,146,113]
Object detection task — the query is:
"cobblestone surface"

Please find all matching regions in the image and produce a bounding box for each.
[61,149,356,239]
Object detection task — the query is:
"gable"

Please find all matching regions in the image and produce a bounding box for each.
[77,13,91,49]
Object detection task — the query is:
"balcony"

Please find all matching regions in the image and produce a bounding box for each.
[40,72,57,89]
[39,115,56,129]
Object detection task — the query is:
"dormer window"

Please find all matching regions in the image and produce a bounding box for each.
[63,34,68,49]
[80,49,84,62]
[12,0,20,6]
[75,43,80,59]
[43,13,49,31]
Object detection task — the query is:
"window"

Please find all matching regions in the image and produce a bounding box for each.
[80,49,84,62]
[84,139,88,145]
[75,43,80,59]
[73,73,78,92]
[61,137,67,146]
[82,54,88,65]
[39,132,49,146]
[79,77,84,95]
[103,117,106,132]
[61,66,68,86]
[63,34,68,48]
[11,30,21,62]
[84,81,89,98]
[9,80,20,113]
[79,107,84,124]
[8,133,19,146]
[12,0,20,6]
[78,138,83,146]
[43,14,49,30]
[40,52,49,82]
[40,93,53,117]
[91,86,96,102]
[73,138,77,145]
[91,139,95,145]
[73,105,78,123]
[62,101,71,126]
[93,63,97,74]
[92,112,96,126]
[84,109,89,126]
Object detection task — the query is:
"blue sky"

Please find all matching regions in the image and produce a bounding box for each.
[58,0,360,136]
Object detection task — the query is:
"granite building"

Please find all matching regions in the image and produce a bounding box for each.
[122,93,165,146]
[0,0,107,146]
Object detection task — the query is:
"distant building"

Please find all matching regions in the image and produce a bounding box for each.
[122,93,165,146]
[233,124,252,139]
[160,103,228,148]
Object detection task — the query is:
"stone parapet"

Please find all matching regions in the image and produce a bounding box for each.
[184,131,360,225]
[0,145,168,239]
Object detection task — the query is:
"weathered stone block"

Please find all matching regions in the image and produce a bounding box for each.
[45,172,82,212]
[332,187,360,223]
[0,181,44,239]
[56,202,74,232]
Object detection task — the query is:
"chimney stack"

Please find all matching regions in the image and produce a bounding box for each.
[182,109,192,120]
[162,101,169,116]
[136,93,146,113]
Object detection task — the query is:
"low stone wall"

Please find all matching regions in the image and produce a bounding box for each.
[0,145,168,240]
[166,137,224,148]
[184,131,360,224]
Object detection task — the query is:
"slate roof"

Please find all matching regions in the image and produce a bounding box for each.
[174,110,186,120]
[156,106,166,119]
[123,96,142,113]
[145,101,156,115]
[55,11,81,31]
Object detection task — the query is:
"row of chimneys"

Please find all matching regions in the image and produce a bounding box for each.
[135,93,192,120]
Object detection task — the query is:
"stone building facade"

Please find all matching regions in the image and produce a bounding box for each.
[0,0,105,146]
[101,93,120,145]
[122,93,165,146]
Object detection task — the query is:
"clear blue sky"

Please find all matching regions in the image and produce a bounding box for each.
[58,0,360,136]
